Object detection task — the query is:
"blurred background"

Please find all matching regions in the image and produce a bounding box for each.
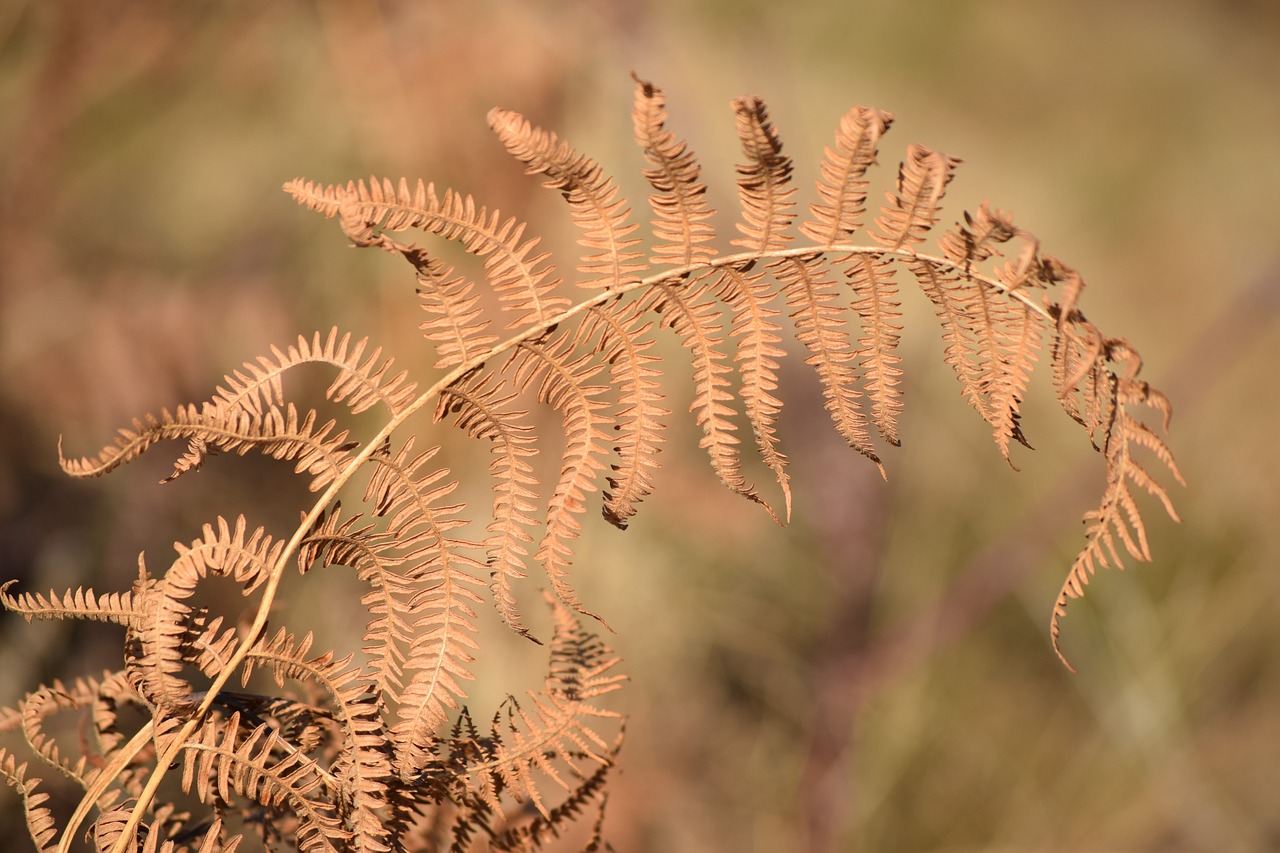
[2,1,1278,850]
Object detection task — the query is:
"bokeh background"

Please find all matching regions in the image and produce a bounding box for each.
[2,1,1278,850]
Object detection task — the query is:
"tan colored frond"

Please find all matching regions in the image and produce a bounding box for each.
[0,750,59,851]
[127,518,282,705]
[800,105,894,246]
[730,96,795,253]
[435,372,541,637]
[985,297,1045,465]
[361,439,486,778]
[715,266,792,517]
[632,74,718,267]
[937,202,1020,268]
[488,109,645,290]
[463,595,622,818]
[297,507,420,703]
[1050,347,1184,671]
[409,250,499,371]
[59,402,359,492]
[213,329,418,420]
[576,302,670,529]
[180,713,348,849]
[506,333,614,616]
[19,679,97,786]
[635,271,777,518]
[872,144,961,251]
[285,176,568,329]
[244,633,394,852]
[846,252,905,446]
[777,255,881,472]
[910,258,995,423]
[909,257,1043,465]
[1,580,140,626]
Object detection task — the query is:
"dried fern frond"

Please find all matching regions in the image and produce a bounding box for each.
[1,75,1179,852]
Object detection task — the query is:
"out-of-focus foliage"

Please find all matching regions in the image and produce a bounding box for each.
[1,1,1277,850]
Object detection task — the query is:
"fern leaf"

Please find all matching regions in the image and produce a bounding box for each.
[488,108,645,290]
[435,372,541,637]
[635,271,775,517]
[18,680,95,786]
[298,507,421,701]
[800,105,894,246]
[59,402,359,492]
[128,518,280,705]
[1050,349,1185,669]
[506,334,613,615]
[213,329,418,420]
[985,297,1045,465]
[631,75,717,267]
[246,633,394,853]
[285,177,569,329]
[779,254,881,472]
[872,143,961,251]
[361,439,486,777]
[846,252,905,446]
[937,202,1021,269]
[0,751,58,851]
[0,581,141,626]
[730,96,795,253]
[462,596,622,818]
[716,265,791,517]
[408,249,499,371]
[576,302,669,529]
[181,713,348,851]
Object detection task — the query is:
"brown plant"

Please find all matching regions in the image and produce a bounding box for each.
[0,75,1180,851]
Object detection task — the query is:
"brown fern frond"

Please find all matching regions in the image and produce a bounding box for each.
[716,265,791,516]
[0,751,58,851]
[506,333,613,616]
[631,75,717,267]
[779,254,880,472]
[488,737,618,852]
[59,402,359,492]
[361,439,487,777]
[1,581,141,626]
[872,143,961,251]
[909,252,1044,465]
[1051,355,1185,669]
[128,517,281,705]
[909,258,995,420]
[937,202,1021,269]
[409,250,500,371]
[575,302,669,529]
[212,329,418,420]
[984,298,1045,465]
[634,270,776,518]
[730,96,795,254]
[298,506,422,703]
[800,105,894,246]
[488,108,644,290]
[244,633,394,853]
[180,713,348,850]
[846,252,905,446]
[284,177,569,329]
[463,596,622,819]
[19,680,95,785]
[435,373,541,638]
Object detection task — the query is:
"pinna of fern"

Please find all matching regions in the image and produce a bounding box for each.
[0,73,1180,851]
